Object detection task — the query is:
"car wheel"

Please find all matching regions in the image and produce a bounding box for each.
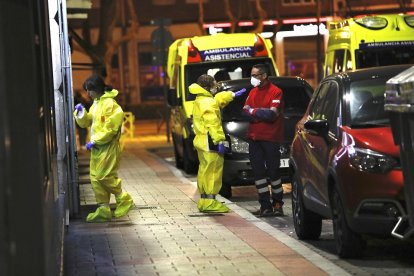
[291,171,322,240]
[219,181,232,199]
[183,143,198,174]
[172,136,183,169]
[331,187,366,258]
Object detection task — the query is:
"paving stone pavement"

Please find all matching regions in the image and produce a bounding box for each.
[65,125,349,276]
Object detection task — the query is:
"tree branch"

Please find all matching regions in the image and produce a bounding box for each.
[252,0,266,33]
[224,0,237,33]
[198,0,206,35]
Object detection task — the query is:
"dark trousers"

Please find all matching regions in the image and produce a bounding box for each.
[248,140,283,209]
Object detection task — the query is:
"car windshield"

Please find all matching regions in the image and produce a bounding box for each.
[355,46,414,69]
[348,78,389,128]
[184,58,276,101]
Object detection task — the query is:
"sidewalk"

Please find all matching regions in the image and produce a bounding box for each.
[65,121,348,276]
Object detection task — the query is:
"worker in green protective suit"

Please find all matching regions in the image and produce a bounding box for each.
[190,74,247,212]
[74,75,133,222]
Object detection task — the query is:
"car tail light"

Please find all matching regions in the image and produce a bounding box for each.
[349,147,397,173]
[253,35,268,57]
[354,16,388,30]
[187,39,202,63]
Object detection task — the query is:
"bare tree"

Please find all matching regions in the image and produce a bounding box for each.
[252,0,267,33]
[104,0,140,82]
[198,0,207,35]
[70,0,139,83]
[398,0,409,13]
[224,0,237,33]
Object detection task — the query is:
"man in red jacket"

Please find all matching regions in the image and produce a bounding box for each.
[243,64,285,217]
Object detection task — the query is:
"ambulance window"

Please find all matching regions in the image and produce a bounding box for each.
[333,50,345,73]
[345,50,353,70]
[171,65,179,88]
[324,52,334,76]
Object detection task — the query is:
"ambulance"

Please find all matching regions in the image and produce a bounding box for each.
[324,13,414,77]
[166,33,278,174]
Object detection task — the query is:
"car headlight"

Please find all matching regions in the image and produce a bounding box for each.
[349,147,397,173]
[229,135,249,153]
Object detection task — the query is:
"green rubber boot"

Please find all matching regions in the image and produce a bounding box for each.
[114,192,134,218]
[86,205,112,222]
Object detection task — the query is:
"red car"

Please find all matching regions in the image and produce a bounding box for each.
[289,64,412,258]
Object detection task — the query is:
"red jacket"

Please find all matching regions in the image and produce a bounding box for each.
[245,82,284,142]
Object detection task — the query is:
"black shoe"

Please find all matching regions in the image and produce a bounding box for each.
[273,202,284,216]
[252,207,274,217]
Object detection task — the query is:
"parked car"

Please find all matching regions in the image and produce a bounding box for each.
[217,76,313,198]
[289,64,413,258]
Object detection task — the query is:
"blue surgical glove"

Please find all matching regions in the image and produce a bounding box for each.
[86,141,95,151]
[74,103,84,113]
[234,88,247,98]
[217,143,225,155]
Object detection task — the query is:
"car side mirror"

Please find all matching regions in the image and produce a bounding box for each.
[304,119,329,138]
[167,88,182,107]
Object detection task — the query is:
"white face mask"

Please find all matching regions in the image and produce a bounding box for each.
[210,82,219,95]
[88,90,99,99]
[250,77,261,87]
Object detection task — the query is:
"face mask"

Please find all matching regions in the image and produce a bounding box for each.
[210,83,219,95]
[250,77,261,87]
[88,90,100,100]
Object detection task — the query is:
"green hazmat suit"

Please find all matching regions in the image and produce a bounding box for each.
[74,89,133,222]
[189,83,234,212]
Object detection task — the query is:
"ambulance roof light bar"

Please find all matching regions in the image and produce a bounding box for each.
[253,34,268,57]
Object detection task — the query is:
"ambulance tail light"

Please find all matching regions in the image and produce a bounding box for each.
[354,16,388,30]
[187,39,202,63]
[404,15,414,28]
[253,35,268,57]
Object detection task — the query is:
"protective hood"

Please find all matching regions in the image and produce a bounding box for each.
[102,89,119,99]
[189,83,212,97]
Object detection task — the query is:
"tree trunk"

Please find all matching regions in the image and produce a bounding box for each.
[69,0,140,82]
[252,0,267,33]
[224,0,237,33]
[198,0,206,35]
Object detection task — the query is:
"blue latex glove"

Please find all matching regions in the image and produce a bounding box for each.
[234,88,247,98]
[217,143,225,155]
[86,141,95,151]
[74,103,84,113]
